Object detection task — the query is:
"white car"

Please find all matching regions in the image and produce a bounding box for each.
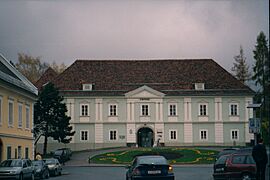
[0,159,35,180]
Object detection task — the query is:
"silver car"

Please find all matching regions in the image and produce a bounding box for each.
[44,158,62,176]
[0,159,35,180]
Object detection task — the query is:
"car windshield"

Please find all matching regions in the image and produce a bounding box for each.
[45,159,55,164]
[54,150,63,155]
[216,155,229,165]
[0,160,22,167]
[138,156,167,165]
[32,161,43,166]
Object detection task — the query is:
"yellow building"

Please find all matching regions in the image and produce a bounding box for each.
[0,54,38,162]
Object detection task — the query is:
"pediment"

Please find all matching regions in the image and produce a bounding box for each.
[125,85,165,98]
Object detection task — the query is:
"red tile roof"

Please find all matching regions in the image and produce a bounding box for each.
[51,59,254,96]
[35,67,58,91]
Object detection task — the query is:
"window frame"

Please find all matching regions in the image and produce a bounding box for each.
[25,105,30,129]
[140,104,150,116]
[199,129,208,141]
[231,129,239,141]
[169,129,177,141]
[229,103,239,116]
[7,146,12,159]
[198,103,208,116]
[25,147,29,159]
[168,103,177,116]
[8,100,14,127]
[0,96,2,125]
[80,104,89,116]
[109,104,118,116]
[109,130,118,141]
[18,103,23,128]
[80,130,89,141]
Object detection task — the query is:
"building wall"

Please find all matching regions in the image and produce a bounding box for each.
[40,93,254,151]
[0,85,35,161]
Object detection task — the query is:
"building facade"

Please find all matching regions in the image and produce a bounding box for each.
[37,59,255,151]
[0,54,38,161]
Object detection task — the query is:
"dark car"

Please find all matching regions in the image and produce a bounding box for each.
[32,160,50,179]
[0,159,35,180]
[213,153,256,180]
[126,155,174,180]
[53,149,71,163]
[215,148,238,161]
[43,159,62,177]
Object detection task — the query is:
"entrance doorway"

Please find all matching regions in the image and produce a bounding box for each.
[137,127,154,147]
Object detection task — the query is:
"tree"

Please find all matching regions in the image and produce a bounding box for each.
[34,82,75,155]
[50,61,67,74]
[252,31,269,144]
[231,45,251,83]
[16,53,49,83]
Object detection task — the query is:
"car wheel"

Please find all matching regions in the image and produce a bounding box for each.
[242,173,252,180]
[46,170,50,179]
[30,173,35,180]
[59,170,62,176]
[19,173,23,180]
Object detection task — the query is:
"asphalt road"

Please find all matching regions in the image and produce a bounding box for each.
[50,166,214,180]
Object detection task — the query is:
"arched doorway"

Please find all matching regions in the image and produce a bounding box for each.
[137,127,154,147]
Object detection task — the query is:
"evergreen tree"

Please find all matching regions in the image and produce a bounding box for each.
[34,82,75,155]
[231,45,251,83]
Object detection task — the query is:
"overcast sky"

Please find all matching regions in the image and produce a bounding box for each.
[0,0,268,72]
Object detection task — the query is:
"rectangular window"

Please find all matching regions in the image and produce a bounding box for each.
[0,97,2,125]
[8,101,14,126]
[80,130,88,141]
[231,130,239,140]
[141,105,149,116]
[199,104,207,116]
[26,106,30,129]
[169,130,177,140]
[7,146,12,159]
[230,104,238,116]
[81,104,89,116]
[109,130,117,140]
[200,130,208,140]
[169,104,177,116]
[25,147,29,159]
[109,104,117,116]
[18,104,23,128]
[18,146,22,159]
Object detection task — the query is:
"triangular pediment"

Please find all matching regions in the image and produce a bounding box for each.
[125,85,165,98]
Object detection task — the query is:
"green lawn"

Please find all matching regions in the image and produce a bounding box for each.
[90,148,218,164]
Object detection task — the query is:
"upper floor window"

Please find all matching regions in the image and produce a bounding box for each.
[168,104,177,116]
[230,103,238,116]
[82,84,93,91]
[141,104,149,116]
[80,104,89,116]
[109,104,117,116]
[80,130,89,141]
[8,100,14,127]
[109,130,117,140]
[169,130,177,140]
[231,129,239,140]
[26,106,30,129]
[200,130,208,140]
[18,103,23,128]
[199,103,208,116]
[0,97,2,125]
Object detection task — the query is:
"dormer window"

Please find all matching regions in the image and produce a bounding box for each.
[82,84,93,91]
[195,83,205,90]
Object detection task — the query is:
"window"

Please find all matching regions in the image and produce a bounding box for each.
[169,104,177,116]
[80,104,89,116]
[80,130,88,141]
[82,84,93,91]
[25,147,29,159]
[169,130,177,140]
[109,104,117,116]
[109,130,117,140]
[7,146,11,159]
[8,100,14,126]
[199,104,208,116]
[200,130,208,140]
[26,106,30,129]
[141,104,149,116]
[232,155,245,164]
[231,129,239,140]
[18,146,22,159]
[0,97,2,125]
[18,104,23,128]
[230,103,238,116]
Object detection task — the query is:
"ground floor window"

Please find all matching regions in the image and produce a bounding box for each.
[25,147,29,159]
[18,146,22,159]
[200,130,208,140]
[7,146,11,159]
[169,130,177,140]
[231,129,239,140]
[109,130,117,140]
[80,130,89,141]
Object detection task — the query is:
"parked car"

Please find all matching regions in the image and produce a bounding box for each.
[57,148,72,158]
[32,160,50,179]
[43,158,62,176]
[215,148,238,161]
[53,148,71,163]
[126,155,175,180]
[213,153,256,180]
[0,159,35,180]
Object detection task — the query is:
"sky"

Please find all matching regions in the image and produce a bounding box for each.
[0,0,268,73]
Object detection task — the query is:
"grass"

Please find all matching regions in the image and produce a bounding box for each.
[90,147,218,165]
